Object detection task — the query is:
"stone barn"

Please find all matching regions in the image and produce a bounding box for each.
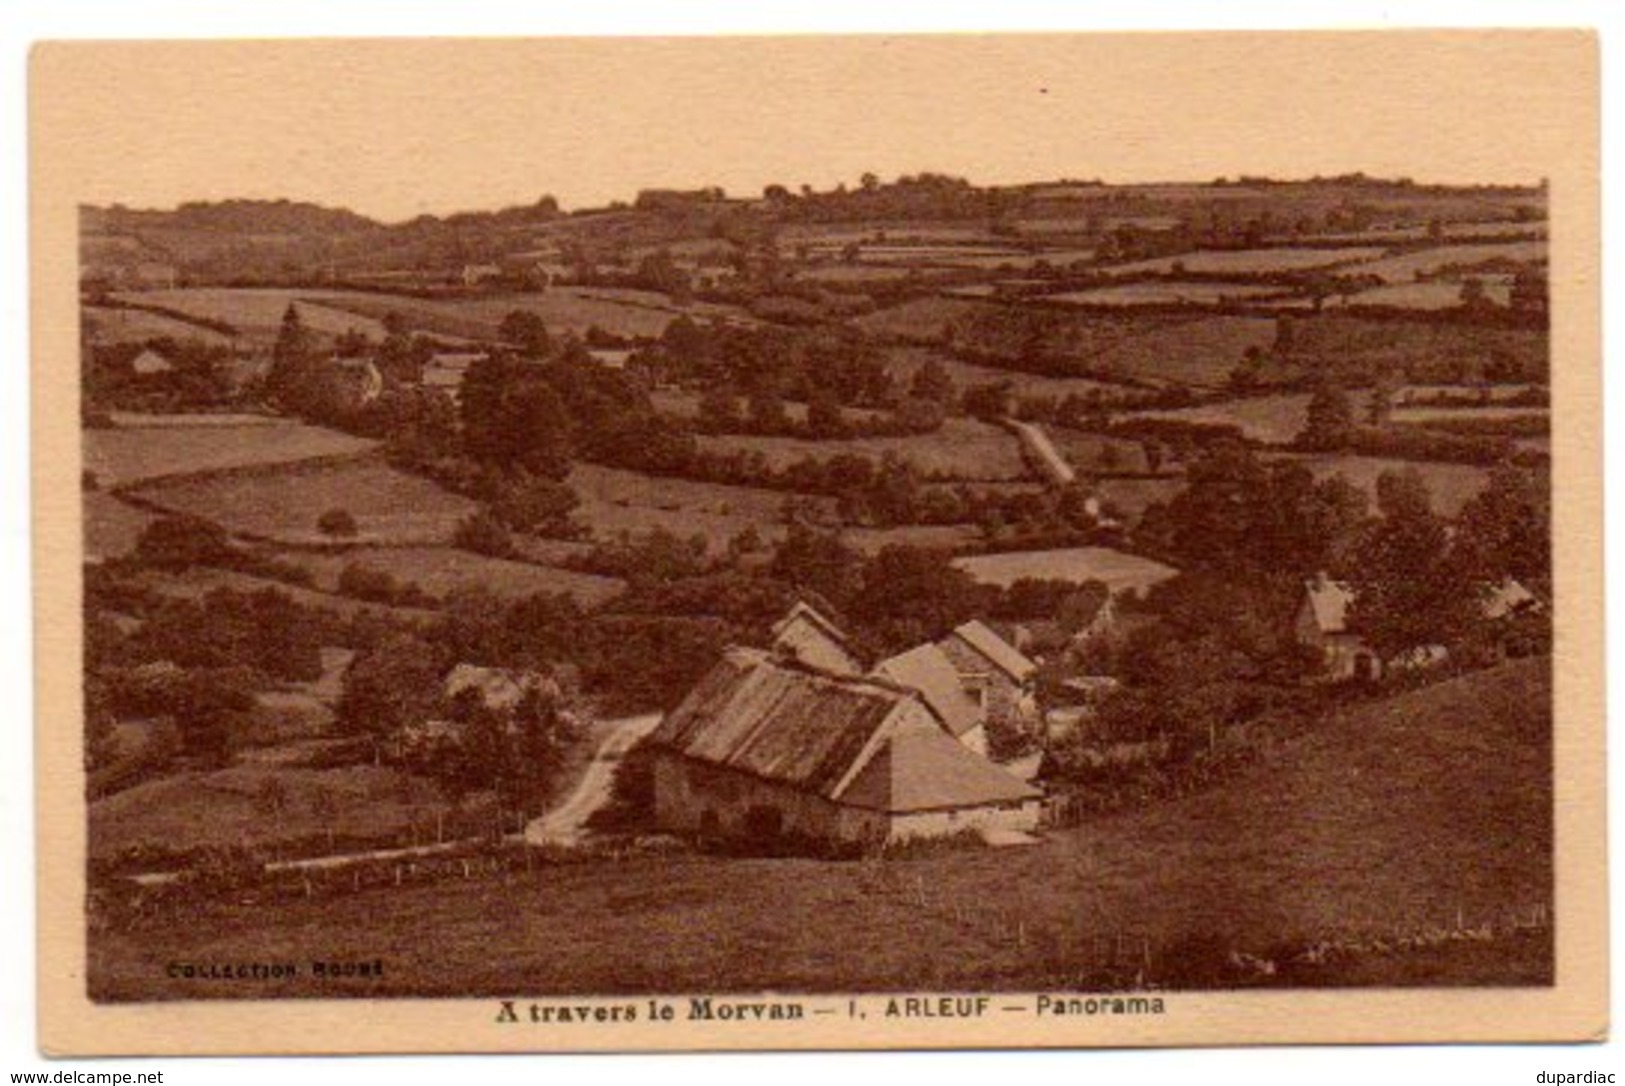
[872,642,988,757]
[649,647,1041,847]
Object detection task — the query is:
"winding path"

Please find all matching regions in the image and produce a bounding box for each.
[524,712,664,846]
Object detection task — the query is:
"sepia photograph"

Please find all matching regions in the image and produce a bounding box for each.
[27,27,1604,1056]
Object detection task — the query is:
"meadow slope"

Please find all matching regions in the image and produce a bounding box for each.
[89,658,1550,998]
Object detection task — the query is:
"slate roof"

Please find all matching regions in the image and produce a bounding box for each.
[872,643,983,738]
[841,729,1042,813]
[947,620,1038,683]
[653,646,1037,813]
[1303,577,1357,634]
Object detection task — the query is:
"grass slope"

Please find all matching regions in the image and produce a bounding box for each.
[89,659,1550,999]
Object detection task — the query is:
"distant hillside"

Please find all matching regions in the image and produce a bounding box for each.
[84,199,381,237]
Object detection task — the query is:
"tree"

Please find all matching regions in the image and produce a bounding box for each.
[337,633,445,747]
[317,508,359,538]
[499,310,551,357]
[1452,462,1550,591]
[1366,370,1399,427]
[492,475,580,538]
[698,383,743,432]
[265,304,321,415]
[805,386,845,439]
[1298,378,1355,451]
[454,510,517,558]
[134,515,233,570]
[910,358,956,404]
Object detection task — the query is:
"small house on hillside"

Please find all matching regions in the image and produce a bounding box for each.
[937,620,1039,729]
[872,643,988,757]
[1294,574,1542,681]
[770,601,863,676]
[649,647,1041,846]
[461,263,503,287]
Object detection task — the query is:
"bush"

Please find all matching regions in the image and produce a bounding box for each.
[134,515,234,570]
[317,508,359,538]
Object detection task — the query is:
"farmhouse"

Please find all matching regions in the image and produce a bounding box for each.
[872,642,988,757]
[129,347,176,376]
[937,620,1039,731]
[648,647,1042,846]
[1294,574,1542,680]
[770,600,863,676]
[461,263,504,287]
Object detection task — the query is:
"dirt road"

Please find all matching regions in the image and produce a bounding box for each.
[524,713,663,847]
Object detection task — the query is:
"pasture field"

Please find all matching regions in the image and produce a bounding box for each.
[88,763,498,862]
[854,295,985,342]
[88,659,1550,997]
[1390,405,1549,425]
[1275,454,1491,517]
[83,305,237,347]
[83,491,157,561]
[864,302,1275,390]
[1355,240,1547,284]
[1045,429,1158,474]
[1095,476,1187,523]
[887,347,1143,405]
[1104,247,1387,277]
[134,566,438,624]
[84,419,378,487]
[568,463,818,554]
[1050,281,1287,307]
[952,546,1178,594]
[111,289,387,340]
[130,458,476,545]
[1125,393,1320,445]
[695,418,1030,481]
[1334,281,1512,310]
[322,286,747,341]
[1089,315,1277,389]
[286,545,626,607]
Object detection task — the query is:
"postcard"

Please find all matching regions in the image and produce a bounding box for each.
[31,31,1604,1054]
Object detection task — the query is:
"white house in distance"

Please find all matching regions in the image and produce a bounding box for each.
[648,647,1041,846]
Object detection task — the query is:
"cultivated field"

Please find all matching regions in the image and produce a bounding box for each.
[88,659,1551,997]
[130,458,476,545]
[85,418,377,488]
[952,547,1178,595]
